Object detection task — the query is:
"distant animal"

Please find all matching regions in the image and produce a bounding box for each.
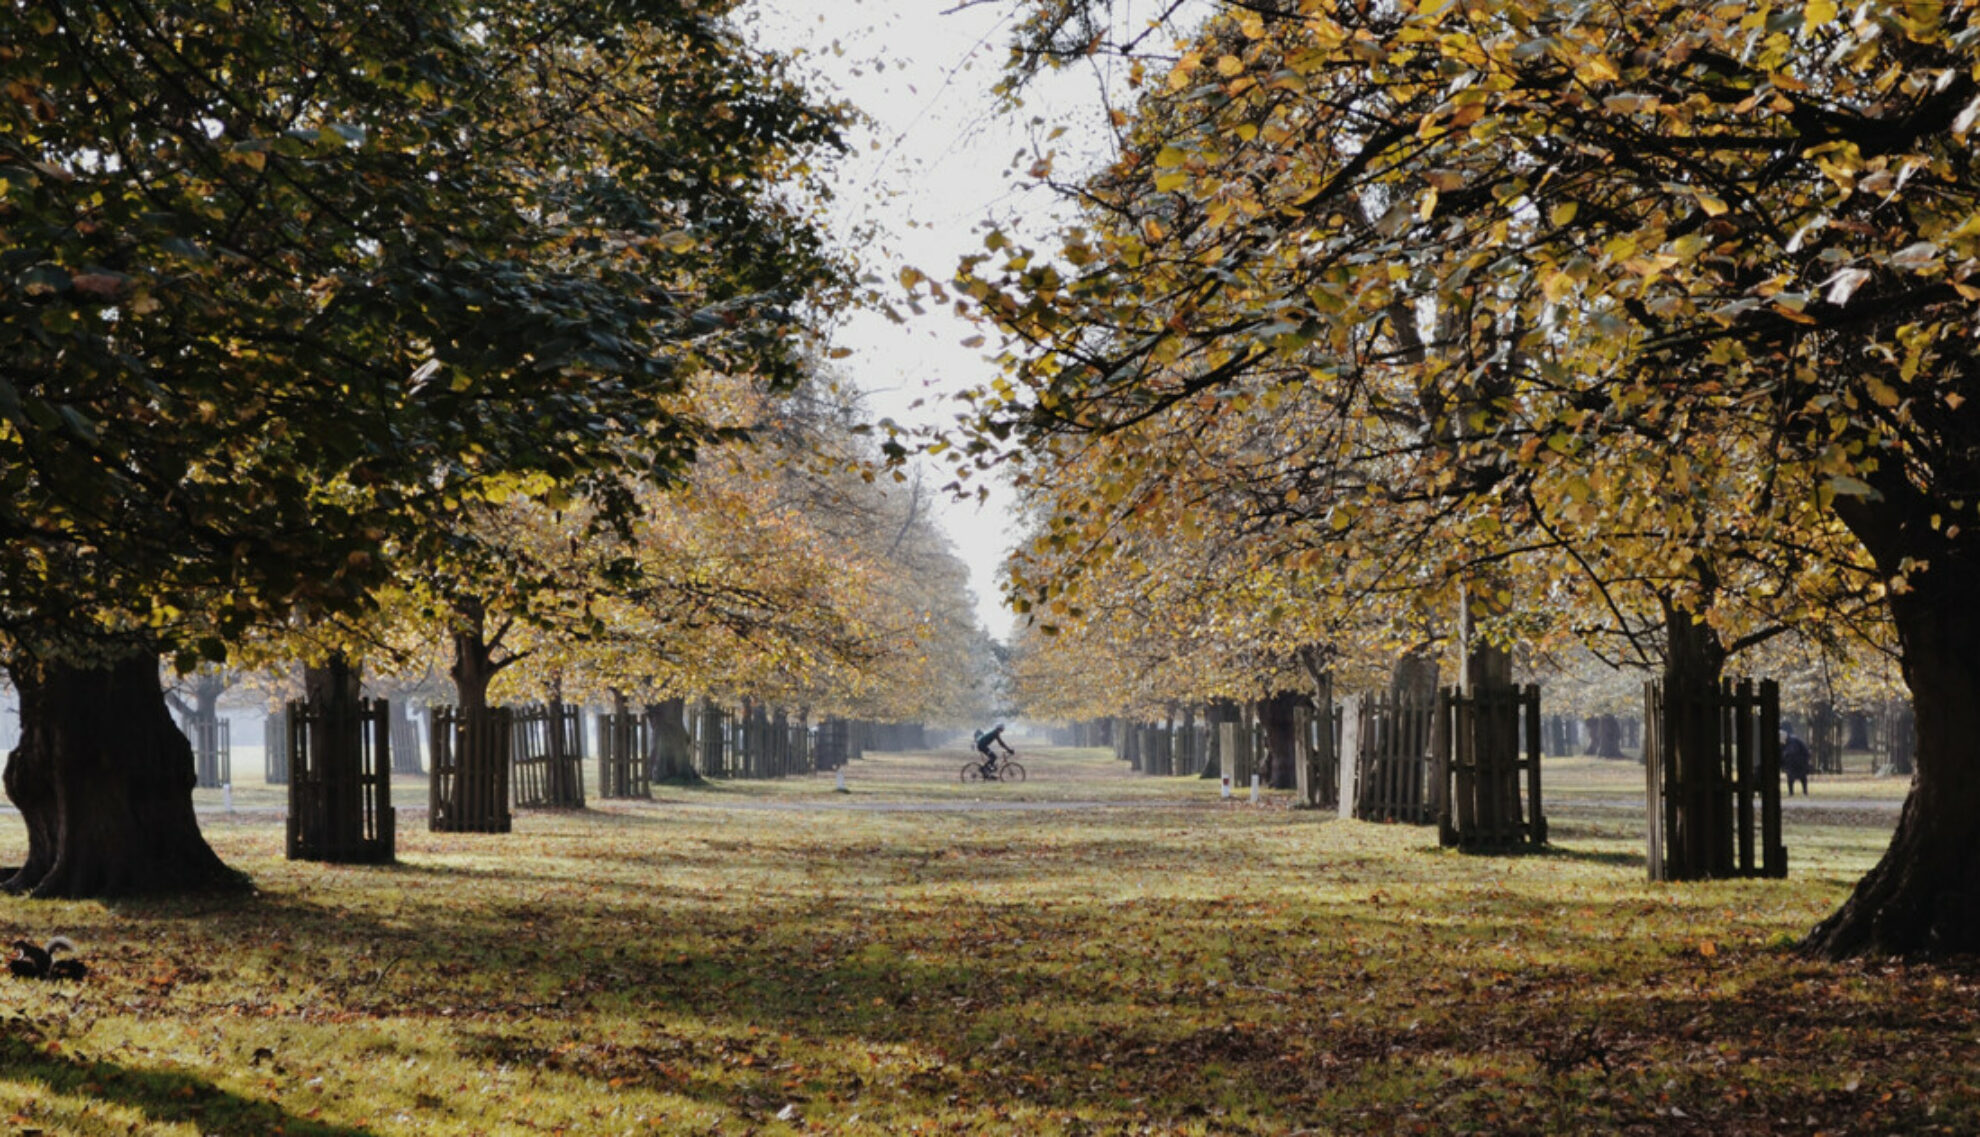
[8,936,86,981]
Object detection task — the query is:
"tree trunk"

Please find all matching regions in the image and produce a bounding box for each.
[440,597,512,832]
[1885,700,1916,777]
[1390,646,1441,704]
[1200,699,1238,779]
[1805,564,1980,956]
[1584,714,1625,759]
[543,676,581,807]
[2,652,247,898]
[1655,601,1731,881]
[644,697,698,782]
[1845,710,1871,751]
[1262,692,1302,790]
[192,672,226,723]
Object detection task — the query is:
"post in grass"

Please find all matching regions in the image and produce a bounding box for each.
[1250,774,1260,804]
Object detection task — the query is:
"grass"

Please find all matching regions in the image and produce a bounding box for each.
[1,745,1969,1135]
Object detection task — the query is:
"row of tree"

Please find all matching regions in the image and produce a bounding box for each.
[0,1,992,897]
[954,0,1980,955]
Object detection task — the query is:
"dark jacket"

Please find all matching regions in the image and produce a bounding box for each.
[1782,734,1812,774]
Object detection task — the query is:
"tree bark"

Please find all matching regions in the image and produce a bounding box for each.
[437,597,513,833]
[543,675,581,807]
[1261,691,1303,789]
[1649,599,1732,882]
[644,697,698,783]
[1389,647,1441,705]
[1200,698,1238,779]
[1583,714,1625,759]
[1805,552,1980,956]
[2,652,247,898]
[1845,710,1871,751]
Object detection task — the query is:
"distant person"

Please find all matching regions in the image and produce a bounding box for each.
[974,723,1014,776]
[1781,726,1812,796]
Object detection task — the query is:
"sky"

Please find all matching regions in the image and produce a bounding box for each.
[742,0,1139,642]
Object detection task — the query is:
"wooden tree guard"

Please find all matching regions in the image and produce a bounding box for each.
[511,702,585,808]
[1884,698,1916,776]
[287,696,394,863]
[390,703,424,775]
[429,705,512,833]
[697,700,728,777]
[264,708,290,785]
[1809,700,1846,774]
[768,709,789,776]
[783,713,812,775]
[596,710,651,799]
[1644,678,1787,882]
[814,717,850,771]
[1351,692,1436,824]
[1137,723,1167,775]
[191,715,230,788]
[1217,720,1253,786]
[1435,684,1546,850]
[848,720,868,763]
[732,705,751,777]
[1293,689,1342,810]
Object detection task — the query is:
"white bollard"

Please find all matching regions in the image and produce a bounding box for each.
[1220,774,1232,799]
[223,783,234,813]
[835,768,847,793]
[1250,774,1260,804]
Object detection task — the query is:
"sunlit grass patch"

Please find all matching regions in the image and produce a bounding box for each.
[0,746,1966,1134]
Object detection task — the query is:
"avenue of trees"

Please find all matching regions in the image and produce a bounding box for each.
[0,1,992,897]
[953,0,1980,955]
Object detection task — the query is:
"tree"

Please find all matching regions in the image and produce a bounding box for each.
[0,0,849,895]
[964,0,1980,954]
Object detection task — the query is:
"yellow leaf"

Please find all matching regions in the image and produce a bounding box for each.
[1216,54,1244,77]
[1578,54,1620,82]
[1804,0,1838,30]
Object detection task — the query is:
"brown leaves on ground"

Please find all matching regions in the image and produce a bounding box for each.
[0,749,1970,1133]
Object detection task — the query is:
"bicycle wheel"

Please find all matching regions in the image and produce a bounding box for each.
[960,762,986,783]
[998,761,1026,783]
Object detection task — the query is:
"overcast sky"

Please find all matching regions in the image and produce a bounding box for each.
[743,0,1137,641]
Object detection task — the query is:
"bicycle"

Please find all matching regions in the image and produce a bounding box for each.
[959,753,1027,783]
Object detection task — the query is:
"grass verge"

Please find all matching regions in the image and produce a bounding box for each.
[0,746,1962,1135]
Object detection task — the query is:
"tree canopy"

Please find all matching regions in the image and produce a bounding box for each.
[958,0,1980,955]
[1,0,850,666]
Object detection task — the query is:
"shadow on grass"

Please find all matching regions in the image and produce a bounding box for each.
[0,1028,373,1136]
[1429,842,1644,868]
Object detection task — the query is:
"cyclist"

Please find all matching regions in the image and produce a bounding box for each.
[973,723,1014,777]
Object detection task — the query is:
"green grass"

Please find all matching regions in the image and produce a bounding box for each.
[1,746,1967,1135]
